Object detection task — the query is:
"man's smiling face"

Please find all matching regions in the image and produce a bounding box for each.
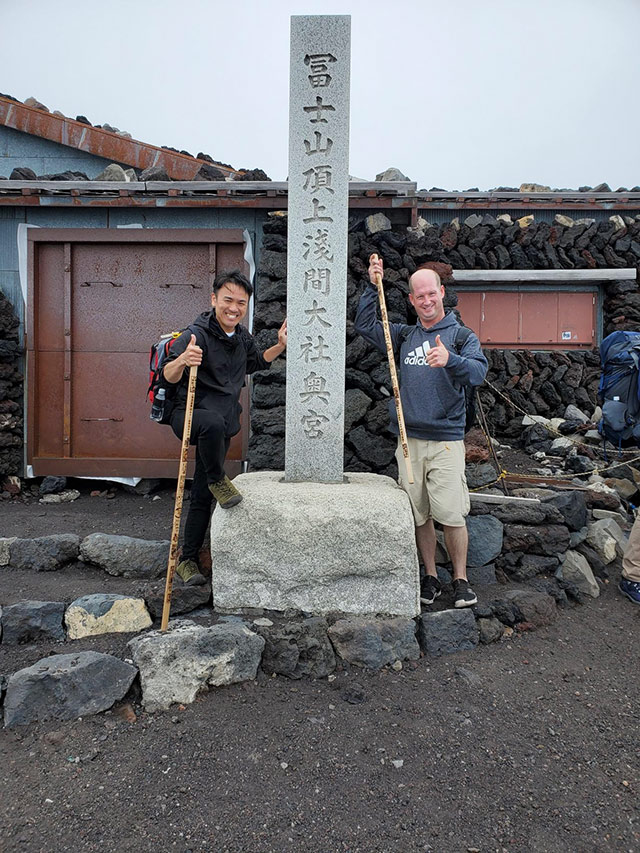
[408,269,445,328]
[211,282,249,332]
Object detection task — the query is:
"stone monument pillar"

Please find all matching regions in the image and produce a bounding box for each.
[210,16,420,618]
[285,15,350,483]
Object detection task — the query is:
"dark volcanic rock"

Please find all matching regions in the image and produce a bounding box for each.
[9,167,37,180]
[503,524,570,557]
[4,652,137,727]
[10,535,80,571]
[418,609,479,656]
[1,600,66,644]
[328,617,419,669]
[258,617,336,679]
[544,492,588,531]
[347,426,396,468]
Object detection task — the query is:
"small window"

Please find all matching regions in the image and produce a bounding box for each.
[456,288,596,350]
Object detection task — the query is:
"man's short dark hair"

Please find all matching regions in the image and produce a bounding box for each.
[213,269,253,297]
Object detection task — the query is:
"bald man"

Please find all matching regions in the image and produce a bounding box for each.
[355,257,488,608]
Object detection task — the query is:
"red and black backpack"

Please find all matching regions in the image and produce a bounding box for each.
[147,325,199,424]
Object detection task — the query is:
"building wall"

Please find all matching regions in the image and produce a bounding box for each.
[0,125,116,178]
[0,204,271,337]
[0,184,274,477]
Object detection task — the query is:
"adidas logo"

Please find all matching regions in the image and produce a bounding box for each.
[404,341,431,366]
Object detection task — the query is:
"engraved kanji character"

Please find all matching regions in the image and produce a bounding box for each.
[303,96,335,124]
[304,131,333,157]
[303,198,333,224]
[303,299,331,329]
[303,267,331,296]
[299,371,330,405]
[302,229,334,263]
[304,52,336,88]
[301,409,330,438]
[298,335,331,363]
[302,164,334,195]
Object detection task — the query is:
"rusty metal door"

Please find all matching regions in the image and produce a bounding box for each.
[456,288,597,350]
[27,229,248,477]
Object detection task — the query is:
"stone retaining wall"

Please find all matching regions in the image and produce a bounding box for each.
[1,480,627,725]
[249,212,640,473]
[0,290,22,477]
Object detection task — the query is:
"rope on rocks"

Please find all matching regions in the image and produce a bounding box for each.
[471,380,640,485]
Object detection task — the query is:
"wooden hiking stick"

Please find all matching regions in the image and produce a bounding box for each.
[370,254,414,484]
[161,364,198,631]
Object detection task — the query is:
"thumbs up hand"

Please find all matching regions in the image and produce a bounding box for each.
[426,334,449,368]
[182,333,203,367]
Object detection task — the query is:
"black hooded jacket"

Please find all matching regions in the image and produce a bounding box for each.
[161,310,270,436]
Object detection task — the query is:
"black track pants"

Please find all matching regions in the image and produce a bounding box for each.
[170,407,231,560]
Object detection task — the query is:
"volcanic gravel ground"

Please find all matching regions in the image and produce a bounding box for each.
[1,481,640,851]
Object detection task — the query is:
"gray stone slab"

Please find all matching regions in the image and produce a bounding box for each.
[210,472,420,617]
[285,15,351,482]
[80,533,169,578]
[9,535,79,571]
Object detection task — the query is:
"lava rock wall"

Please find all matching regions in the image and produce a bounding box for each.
[0,291,23,476]
[249,212,640,473]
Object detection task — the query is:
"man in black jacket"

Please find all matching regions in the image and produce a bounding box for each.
[162,269,287,585]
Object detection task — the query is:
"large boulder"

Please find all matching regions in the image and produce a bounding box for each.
[80,533,169,579]
[4,652,137,727]
[327,617,419,669]
[1,600,65,644]
[65,594,152,639]
[9,535,79,571]
[128,621,265,711]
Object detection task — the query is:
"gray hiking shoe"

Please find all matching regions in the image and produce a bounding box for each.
[208,475,243,508]
[176,558,206,586]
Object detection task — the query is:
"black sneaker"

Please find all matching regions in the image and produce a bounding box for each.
[453,579,477,608]
[420,575,442,605]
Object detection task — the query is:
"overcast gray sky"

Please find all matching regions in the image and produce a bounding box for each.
[2,0,639,189]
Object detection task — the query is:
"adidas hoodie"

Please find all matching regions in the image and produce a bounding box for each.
[355,285,488,441]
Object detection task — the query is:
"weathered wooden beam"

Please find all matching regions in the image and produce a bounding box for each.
[454,269,636,282]
[470,493,541,506]
[0,180,146,191]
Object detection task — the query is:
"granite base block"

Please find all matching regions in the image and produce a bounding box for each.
[210,472,420,617]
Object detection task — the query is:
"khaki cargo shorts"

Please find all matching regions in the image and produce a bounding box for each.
[395,437,470,527]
